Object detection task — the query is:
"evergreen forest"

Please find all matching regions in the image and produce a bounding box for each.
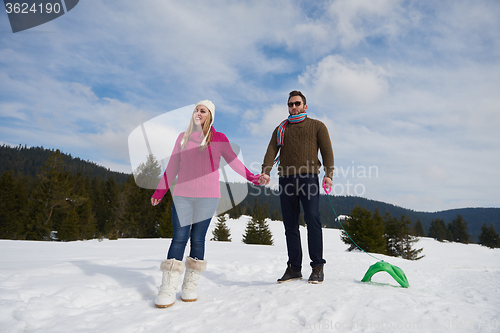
[1,145,499,249]
[0,145,173,241]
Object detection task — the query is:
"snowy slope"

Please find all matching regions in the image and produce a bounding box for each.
[1,216,499,333]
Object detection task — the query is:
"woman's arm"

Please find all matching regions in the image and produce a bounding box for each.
[218,133,260,185]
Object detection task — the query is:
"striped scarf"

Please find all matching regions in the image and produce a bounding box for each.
[274,112,307,165]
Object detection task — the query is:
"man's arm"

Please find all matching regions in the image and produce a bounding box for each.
[261,127,279,176]
[318,123,334,180]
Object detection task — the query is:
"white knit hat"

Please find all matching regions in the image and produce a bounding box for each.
[195,100,215,146]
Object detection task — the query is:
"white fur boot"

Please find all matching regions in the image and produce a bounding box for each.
[155,259,184,308]
[181,257,207,302]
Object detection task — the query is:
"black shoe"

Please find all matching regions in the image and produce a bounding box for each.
[308,265,324,284]
[277,264,302,283]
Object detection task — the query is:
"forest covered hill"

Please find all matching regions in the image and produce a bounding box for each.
[0,145,130,184]
[1,144,499,242]
[237,184,500,243]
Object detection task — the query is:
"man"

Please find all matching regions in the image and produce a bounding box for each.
[259,91,334,284]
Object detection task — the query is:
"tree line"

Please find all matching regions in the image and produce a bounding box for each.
[341,208,499,252]
[239,183,500,243]
[1,147,498,250]
[0,144,129,183]
[0,149,173,241]
[423,217,500,248]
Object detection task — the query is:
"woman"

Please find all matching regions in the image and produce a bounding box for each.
[151,100,260,308]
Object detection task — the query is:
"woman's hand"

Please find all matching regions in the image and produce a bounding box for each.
[151,198,161,206]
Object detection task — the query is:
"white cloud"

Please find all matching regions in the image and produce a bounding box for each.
[0,102,28,121]
[427,0,500,56]
[325,0,408,47]
[245,103,288,137]
[0,70,154,166]
[299,55,391,106]
[70,83,99,102]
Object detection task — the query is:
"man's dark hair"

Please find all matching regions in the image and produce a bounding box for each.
[288,90,306,105]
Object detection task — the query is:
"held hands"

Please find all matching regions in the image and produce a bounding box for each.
[258,174,330,188]
[258,173,270,186]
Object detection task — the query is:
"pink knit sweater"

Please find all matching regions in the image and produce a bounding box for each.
[152,127,260,200]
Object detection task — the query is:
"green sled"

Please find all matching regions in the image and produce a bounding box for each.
[361,261,409,288]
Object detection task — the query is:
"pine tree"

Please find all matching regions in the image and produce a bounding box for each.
[134,153,162,189]
[58,207,80,241]
[78,198,97,240]
[478,224,500,249]
[242,217,259,244]
[124,175,159,238]
[413,219,425,237]
[71,172,97,240]
[242,202,273,245]
[243,204,253,217]
[448,215,470,244]
[271,209,282,221]
[0,170,27,239]
[227,204,242,219]
[157,193,173,238]
[396,215,424,260]
[254,201,273,245]
[341,206,385,254]
[122,154,164,238]
[26,150,73,240]
[103,177,120,236]
[107,181,128,239]
[211,214,231,242]
[91,176,107,236]
[428,218,451,242]
[121,177,142,238]
[384,212,402,257]
[261,201,270,219]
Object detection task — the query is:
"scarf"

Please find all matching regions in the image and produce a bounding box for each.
[274,112,307,165]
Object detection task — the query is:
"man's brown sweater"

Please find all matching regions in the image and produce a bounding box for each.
[262,117,334,179]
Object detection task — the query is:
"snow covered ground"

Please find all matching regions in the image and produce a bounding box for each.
[1,215,499,333]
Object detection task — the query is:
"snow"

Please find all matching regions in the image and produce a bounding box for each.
[1,215,499,333]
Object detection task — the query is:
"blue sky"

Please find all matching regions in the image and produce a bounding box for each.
[1,0,499,212]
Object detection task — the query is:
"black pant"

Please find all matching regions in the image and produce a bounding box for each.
[279,174,326,269]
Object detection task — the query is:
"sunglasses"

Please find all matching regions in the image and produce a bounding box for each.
[287,101,302,107]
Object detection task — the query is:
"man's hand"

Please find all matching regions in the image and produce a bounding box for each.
[259,173,270,186]
[322,177,333,191]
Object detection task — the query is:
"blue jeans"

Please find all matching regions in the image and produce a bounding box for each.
[167,196,220,261]
[279,174,326,269]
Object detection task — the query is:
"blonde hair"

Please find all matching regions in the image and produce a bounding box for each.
[181,110,213,150]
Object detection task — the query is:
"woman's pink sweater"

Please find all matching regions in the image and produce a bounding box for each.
[152,127,260,201]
